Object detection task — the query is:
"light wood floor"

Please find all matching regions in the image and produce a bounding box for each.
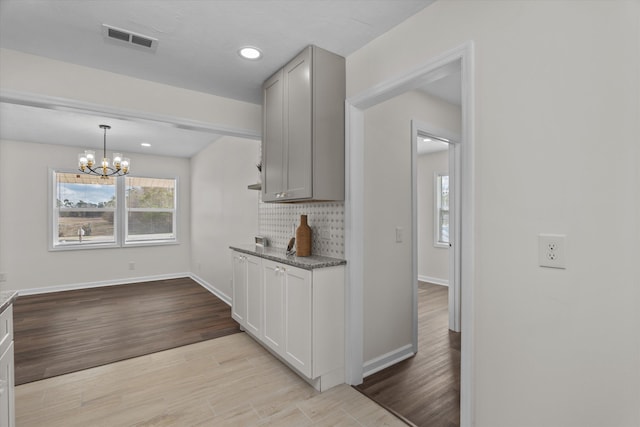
[16,333,407,427]
[356,282,461,427]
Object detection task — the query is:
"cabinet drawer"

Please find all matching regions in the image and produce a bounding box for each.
[0,306,12,359]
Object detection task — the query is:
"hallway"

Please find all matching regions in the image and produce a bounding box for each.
[356,282,461,426]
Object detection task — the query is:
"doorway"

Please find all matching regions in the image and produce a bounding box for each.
[345,42,474,426]
[414,127,461,334]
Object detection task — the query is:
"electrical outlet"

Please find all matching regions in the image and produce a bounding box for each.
[538,234,566,269]
[320,226,331,240]
[0,272,6,282]
[129,261,136,271]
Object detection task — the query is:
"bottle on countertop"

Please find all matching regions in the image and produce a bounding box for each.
[295,214,312,257]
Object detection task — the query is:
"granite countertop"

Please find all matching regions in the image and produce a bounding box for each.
[0,290,18,314]
[230,245,346,270]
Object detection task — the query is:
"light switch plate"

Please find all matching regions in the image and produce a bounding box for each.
[538,234,566,269]
[396,227,403,243]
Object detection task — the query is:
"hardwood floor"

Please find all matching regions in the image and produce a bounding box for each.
[13,277,241,385]
[356,282,461,427]
[15,334,407,426]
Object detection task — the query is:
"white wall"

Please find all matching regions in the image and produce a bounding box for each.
[349,1,640,426]
[0,48,261,132]
[417,149,449,284]
[0,139,191,292]
[190,136,260,300]
[0,48,262,295]
[362,90,463,363]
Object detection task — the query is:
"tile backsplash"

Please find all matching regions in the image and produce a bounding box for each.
[258,199,345,258]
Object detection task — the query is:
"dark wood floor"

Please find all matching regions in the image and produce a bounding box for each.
[356,282,461,427]
[13,277,240,385]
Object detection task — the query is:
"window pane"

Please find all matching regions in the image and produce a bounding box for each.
[126,177,175,209]
[441,175,449,210]
[125,176,176,243]
[57,211,115,244]
[127,212,174,240]
[54,172,117,247]
[56,173,116,209]
[436,174,450,245]
[439,210,449,244]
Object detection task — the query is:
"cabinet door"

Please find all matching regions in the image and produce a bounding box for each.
[283,47,312,200]
[245,255,262,337]
[262,69,285,202]
[262,260,284,354]
[231,253,247,326]
[284,266,312,377]
[0,343,15,427]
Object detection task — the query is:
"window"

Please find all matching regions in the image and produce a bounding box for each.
[435,173,449,248]
[125,177,176,243]
[50,170,177,250]
[53,172,118,248]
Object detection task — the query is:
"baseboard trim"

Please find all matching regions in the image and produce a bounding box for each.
[17,273,193,296]
[189,274,232,306]
[418,275,449,287]
[363,344,414,378]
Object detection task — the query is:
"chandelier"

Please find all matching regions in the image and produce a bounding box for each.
[78,125,130,178]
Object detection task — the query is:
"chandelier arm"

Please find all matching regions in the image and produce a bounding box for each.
[78,166,129,177]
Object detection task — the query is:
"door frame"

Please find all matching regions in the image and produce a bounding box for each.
[412,123,461,334]
[344,41,475,426]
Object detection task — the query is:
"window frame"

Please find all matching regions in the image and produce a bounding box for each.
[434,172,450,249]
[123,176,178,247]
[49,169,179,251]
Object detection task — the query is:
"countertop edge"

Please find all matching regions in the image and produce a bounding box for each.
[230,245,346,270]
[0,290,19,314]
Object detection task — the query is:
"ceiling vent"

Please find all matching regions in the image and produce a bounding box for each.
[102,24,158,51]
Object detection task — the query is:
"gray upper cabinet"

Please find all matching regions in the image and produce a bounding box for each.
[262,46,345,202]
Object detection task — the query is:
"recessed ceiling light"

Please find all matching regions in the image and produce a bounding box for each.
[141,142,151,147]
[423,138,432,142]
[239,46,262,60]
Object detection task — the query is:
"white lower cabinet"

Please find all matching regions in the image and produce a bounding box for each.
[231,250,344,391]
[0,305,15,427]
[0,343,15,427]
[244,256,262,337]
[231,252,247,325]
[263,260,313,377]
[231,253,262,337]
[262,260,285,353]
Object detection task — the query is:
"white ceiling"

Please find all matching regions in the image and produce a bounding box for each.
[417,137,449,155]
[0,102,222,158]
[0,0,463,158]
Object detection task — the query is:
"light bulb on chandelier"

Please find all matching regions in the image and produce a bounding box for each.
[78,125,130,178]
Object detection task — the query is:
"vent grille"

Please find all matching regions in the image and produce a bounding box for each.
[102,24,157,51]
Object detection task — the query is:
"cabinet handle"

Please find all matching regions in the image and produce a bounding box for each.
[0,379,5,395]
